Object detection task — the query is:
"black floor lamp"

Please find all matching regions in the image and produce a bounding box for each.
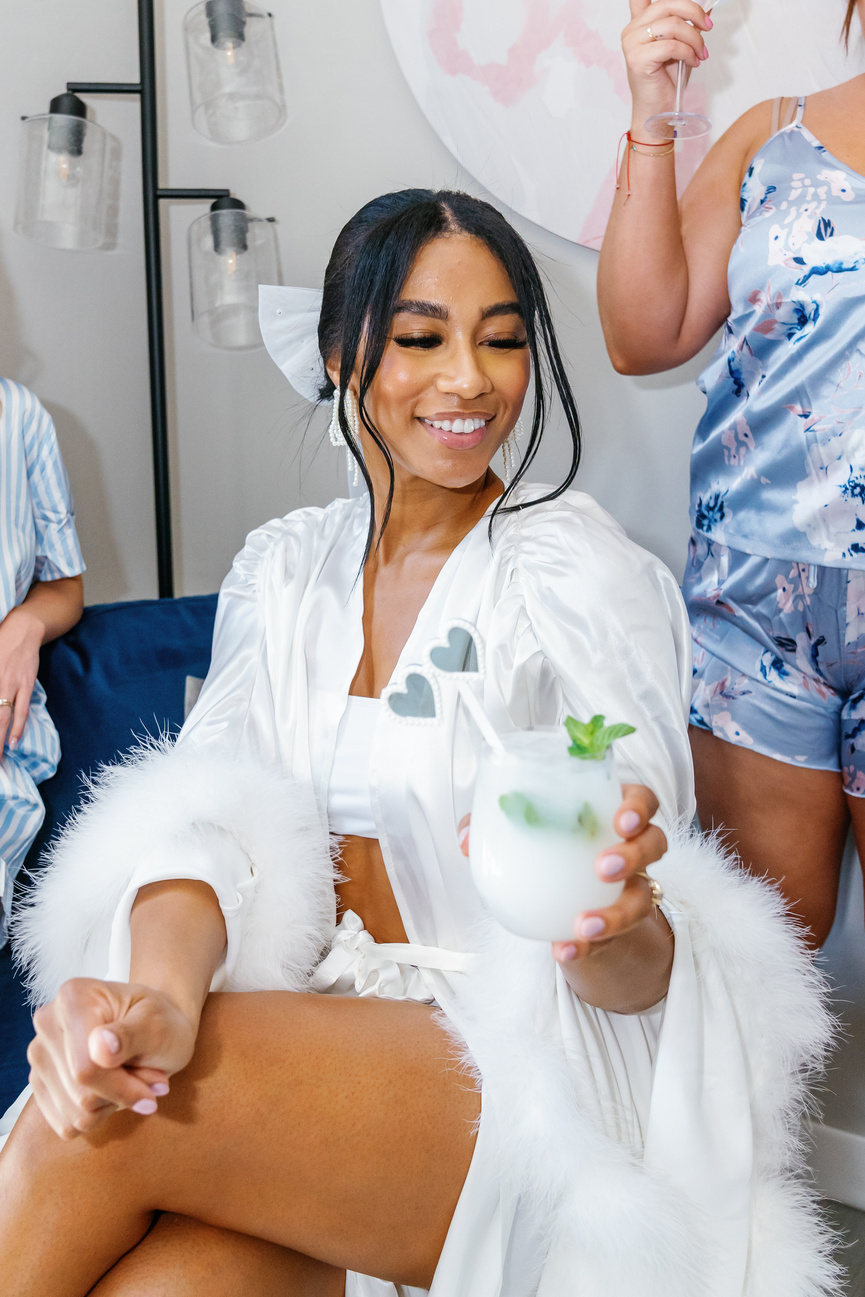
[14,0,286,598]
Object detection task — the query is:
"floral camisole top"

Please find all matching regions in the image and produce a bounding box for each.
[691,96,865,568]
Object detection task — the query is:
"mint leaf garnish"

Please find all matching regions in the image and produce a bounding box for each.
[566,714,636,760]
[500,793,600,839]
[575,802,598,838]
[499,792,543,826]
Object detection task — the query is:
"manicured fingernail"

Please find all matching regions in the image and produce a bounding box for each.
[132,1099,158,1115]
[100,1029,120,1055]
[8,738,17,751]
[618,810,640,833]
[705,14,713,27]
[150,1083,170,1097]
[556,944,578,963]
[599,853,626,878]
[458,825,469,850]
[578,916,606,939]
[700,47,710,59]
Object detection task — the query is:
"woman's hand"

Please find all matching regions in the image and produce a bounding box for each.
[0,575,84,753]
[623,0,713,126]
[458,783,672,1013]
[0,605,43,753]
[27,978,197,1140]
[548,783,666,966]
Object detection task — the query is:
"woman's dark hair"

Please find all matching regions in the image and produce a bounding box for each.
[843,0,857,45]
[317,189,581,562]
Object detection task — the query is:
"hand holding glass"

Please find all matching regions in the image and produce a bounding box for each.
[469,721,633,942]
[644,0,725,141]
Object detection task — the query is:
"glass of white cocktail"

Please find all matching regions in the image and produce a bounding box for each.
[469,716,635,941]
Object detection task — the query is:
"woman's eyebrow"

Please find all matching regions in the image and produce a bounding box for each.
[393,299,448,320]
[481,301,523,320]
[392,299,523,321]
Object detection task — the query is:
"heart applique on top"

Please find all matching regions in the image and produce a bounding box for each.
[384,671,440,722]
[428,623,481,675]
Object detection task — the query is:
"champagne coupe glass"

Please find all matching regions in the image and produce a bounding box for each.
[644,0,725,141]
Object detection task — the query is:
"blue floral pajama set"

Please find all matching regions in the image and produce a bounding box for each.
[0,379,84,944]
[684,97,865,793]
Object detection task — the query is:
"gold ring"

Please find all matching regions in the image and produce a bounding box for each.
[636,871,664,908]
[0,699,13,710]
[647,25,659,40]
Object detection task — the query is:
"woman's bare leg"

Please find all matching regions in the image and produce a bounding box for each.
[690,726,850,946]
[91,1213,345,1297]
[0,993,480,1297]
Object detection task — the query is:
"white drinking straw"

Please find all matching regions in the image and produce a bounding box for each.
[457,682,506,753]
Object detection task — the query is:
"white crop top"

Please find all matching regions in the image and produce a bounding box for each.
[327,696,380,838]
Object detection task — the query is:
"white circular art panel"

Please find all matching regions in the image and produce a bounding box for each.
[380,0,865,249]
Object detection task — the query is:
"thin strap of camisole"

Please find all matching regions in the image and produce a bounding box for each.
[771,95,806,136]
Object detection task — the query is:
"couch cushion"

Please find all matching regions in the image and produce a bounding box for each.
[23,594,218,871]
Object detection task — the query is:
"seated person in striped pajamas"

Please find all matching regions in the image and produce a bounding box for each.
[0,378,84,948]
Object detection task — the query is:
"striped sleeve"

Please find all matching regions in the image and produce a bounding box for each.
[21,390,86,581]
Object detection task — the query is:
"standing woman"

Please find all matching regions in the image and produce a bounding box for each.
[0,379,84,945]
[598,1,865,946]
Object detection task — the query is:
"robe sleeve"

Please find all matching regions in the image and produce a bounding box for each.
[14,514,336,1004]
[488,492,695,830]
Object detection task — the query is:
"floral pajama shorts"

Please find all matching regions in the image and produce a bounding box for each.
[682,535,865,796]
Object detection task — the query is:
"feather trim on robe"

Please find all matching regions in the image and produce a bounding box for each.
[442,826,840,1297]
[13,739,337,1003]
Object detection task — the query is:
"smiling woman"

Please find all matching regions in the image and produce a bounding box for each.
[0,189,840,1297]
[316,190,581,562]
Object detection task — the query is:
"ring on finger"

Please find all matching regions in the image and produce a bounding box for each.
[636,870,664,908]
[646,24,660,41]
[0,698,13,710]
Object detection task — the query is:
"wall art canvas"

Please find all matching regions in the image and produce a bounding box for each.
[380,0,865,248]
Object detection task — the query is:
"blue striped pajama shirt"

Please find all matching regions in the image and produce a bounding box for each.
[0,379,85,945]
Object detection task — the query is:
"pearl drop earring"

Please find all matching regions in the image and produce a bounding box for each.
[502,415,525,486]
[328,389,345,448]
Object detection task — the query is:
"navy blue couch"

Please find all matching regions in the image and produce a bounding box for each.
[0,594,218,1113]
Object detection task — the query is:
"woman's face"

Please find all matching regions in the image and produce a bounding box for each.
[350,233,531,492]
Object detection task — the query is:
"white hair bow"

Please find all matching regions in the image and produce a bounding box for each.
[258,284,327,405]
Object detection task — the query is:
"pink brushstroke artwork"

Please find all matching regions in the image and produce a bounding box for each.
[428,0,629,107]
[427,0,711,248]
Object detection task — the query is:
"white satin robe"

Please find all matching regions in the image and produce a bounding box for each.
[174,485,714,1296]
[181,484,694,942]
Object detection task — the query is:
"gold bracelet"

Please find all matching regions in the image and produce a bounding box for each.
[630,142,675,158]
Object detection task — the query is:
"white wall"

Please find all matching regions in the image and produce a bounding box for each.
[0,0,708,603]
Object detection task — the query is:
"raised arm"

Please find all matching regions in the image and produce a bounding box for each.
[597,0,769,374]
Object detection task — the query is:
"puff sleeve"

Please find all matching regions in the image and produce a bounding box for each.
[486,492,695,830]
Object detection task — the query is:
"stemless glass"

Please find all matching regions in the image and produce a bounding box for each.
[469,730,624,942]
[644,0,725,141]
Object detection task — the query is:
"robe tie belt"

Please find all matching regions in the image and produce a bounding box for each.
[310,909,474,1002]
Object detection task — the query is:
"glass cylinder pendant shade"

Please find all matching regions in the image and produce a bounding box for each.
[189,197,279,349]
[14,94,108,250]
[184,0,287,144]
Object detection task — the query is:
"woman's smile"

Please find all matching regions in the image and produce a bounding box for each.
[417,413,493,449]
